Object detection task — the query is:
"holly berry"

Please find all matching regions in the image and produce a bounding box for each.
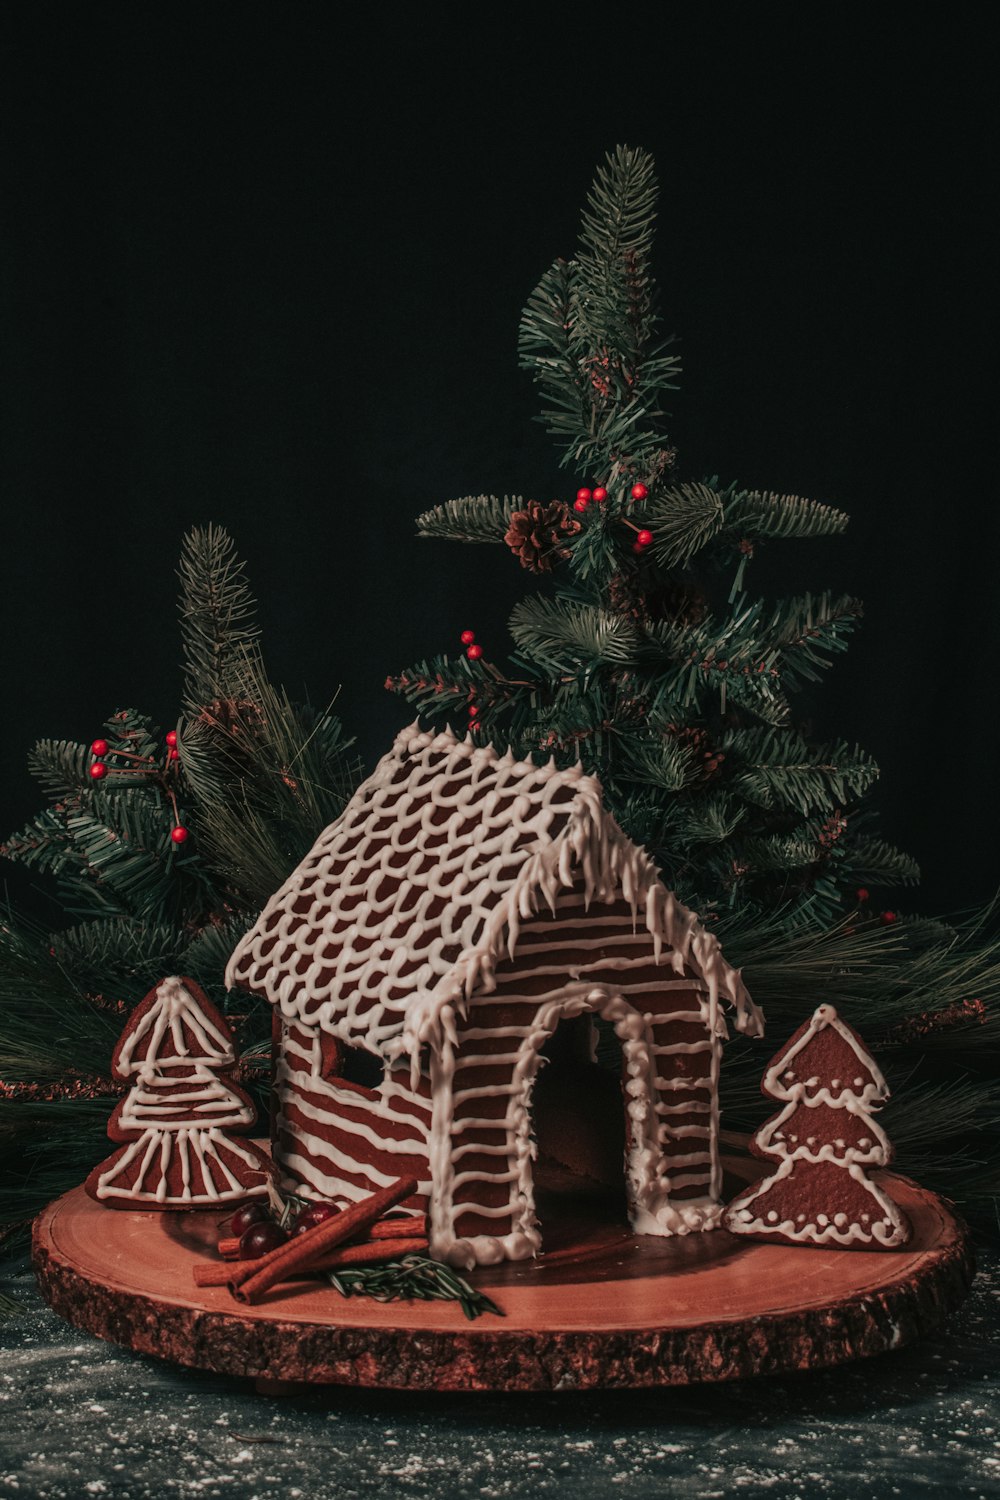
[170,825,189,844]
[294,1202,341,1235]
[573,496,589,513]
[592,486,608,504]
[168,748,180,761]
[229,1202,269,1238]
[91,739,109,757]
[575,487,592,505]
[90,762,108,781]
[460,630,476,645]
[165,731,178,748]
[239,1221,289,1259]
[467,644,483,660]
[856,888,870,904]
[881,910,898,925]
[636,529,653,547]
[630,483,648,501]
[468,704,479,718]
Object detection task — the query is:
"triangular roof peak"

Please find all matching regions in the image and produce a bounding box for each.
[226,721,762,1057]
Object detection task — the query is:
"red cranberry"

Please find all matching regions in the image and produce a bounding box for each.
[295,1202,342,1235]
[239,1221,289,1259]
[229,1202,269,1238]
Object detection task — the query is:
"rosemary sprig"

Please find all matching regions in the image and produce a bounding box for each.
[328,1253,504,1321]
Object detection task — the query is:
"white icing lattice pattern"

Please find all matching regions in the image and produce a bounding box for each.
[226,723,763,1064]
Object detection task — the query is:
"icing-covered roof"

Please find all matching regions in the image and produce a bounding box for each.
[225,723,762,1056]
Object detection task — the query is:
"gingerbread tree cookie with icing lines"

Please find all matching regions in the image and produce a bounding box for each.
[724,1004,911,1249]
[85,976,270,1210]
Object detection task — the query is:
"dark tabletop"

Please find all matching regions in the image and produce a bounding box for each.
[1,1250,998,1500]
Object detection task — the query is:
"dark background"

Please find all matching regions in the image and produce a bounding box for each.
[1,9,995,917]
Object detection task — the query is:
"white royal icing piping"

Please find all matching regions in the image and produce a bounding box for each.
[762,1004,888,1108]
[227,723,761,1262]
[725,1157,909,1247]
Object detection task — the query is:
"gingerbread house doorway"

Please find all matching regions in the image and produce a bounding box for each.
[523,992,654,1246]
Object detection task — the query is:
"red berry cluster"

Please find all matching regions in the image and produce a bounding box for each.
[572,480,654,555]
[461,628,483,661]
[88,730,188,845]
[460,631,484,726]
[225,1197,342,1260]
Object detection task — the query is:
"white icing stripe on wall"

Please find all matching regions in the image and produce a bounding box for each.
[656,1100,712,1115]
[280,1082,428,1161]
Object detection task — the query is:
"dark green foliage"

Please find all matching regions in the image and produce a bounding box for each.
[416,494,526,545]
[390,145,1000,1225]
[518,145,680,477]
[0,529,359,1243]
[178,524,261,711]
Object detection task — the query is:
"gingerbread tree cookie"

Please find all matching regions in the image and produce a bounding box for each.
[85,976,270,1210]
[724,1004,911,1249]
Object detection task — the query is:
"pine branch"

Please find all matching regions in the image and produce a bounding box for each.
[647,482,726,567]
[725,727,879,815]
[509,596,640,672]
[726,489,851,541]
[178,525,261,712]
[415,494,526,545]
[620,734,698,792]
[767,590,861,675]
[25,739,90,800]
[670,792,746,846]
[846,836,921,886]
[49,918,188,1000]
[518,147,679,477]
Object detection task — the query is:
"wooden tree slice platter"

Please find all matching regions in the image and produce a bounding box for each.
[32,1153,974,1392]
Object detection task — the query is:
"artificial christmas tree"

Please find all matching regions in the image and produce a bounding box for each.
[388,146,912,929]
[85,976,270,1209]
[386,145,1000,1228]
[724,1004,911,1248]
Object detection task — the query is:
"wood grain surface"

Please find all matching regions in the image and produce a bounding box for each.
[31,1152,974,1391]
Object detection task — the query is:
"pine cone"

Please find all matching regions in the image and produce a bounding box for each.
[504,500,581,573]
[607,571,707,626]
[608,571,646,621]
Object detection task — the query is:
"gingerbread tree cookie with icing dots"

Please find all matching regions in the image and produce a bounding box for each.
[85,976,271,1210]
[724,1004,911,1249]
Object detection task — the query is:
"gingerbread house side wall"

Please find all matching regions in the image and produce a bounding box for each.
[270,1016,431,1211]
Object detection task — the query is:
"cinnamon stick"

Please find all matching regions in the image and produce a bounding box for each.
[194,1214,427,1289]
[194,1235,429,1288]
[369,1215,426,1241]
[227,1175,418,1303]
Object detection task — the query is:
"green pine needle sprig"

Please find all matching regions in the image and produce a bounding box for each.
[328,1254,504,1321]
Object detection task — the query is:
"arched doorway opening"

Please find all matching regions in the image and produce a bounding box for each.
[529,1010,629,1245]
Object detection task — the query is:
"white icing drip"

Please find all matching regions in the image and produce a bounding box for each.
[117,976,235,1075]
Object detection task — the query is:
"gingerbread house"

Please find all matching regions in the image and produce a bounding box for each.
[225,724,763,1267]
